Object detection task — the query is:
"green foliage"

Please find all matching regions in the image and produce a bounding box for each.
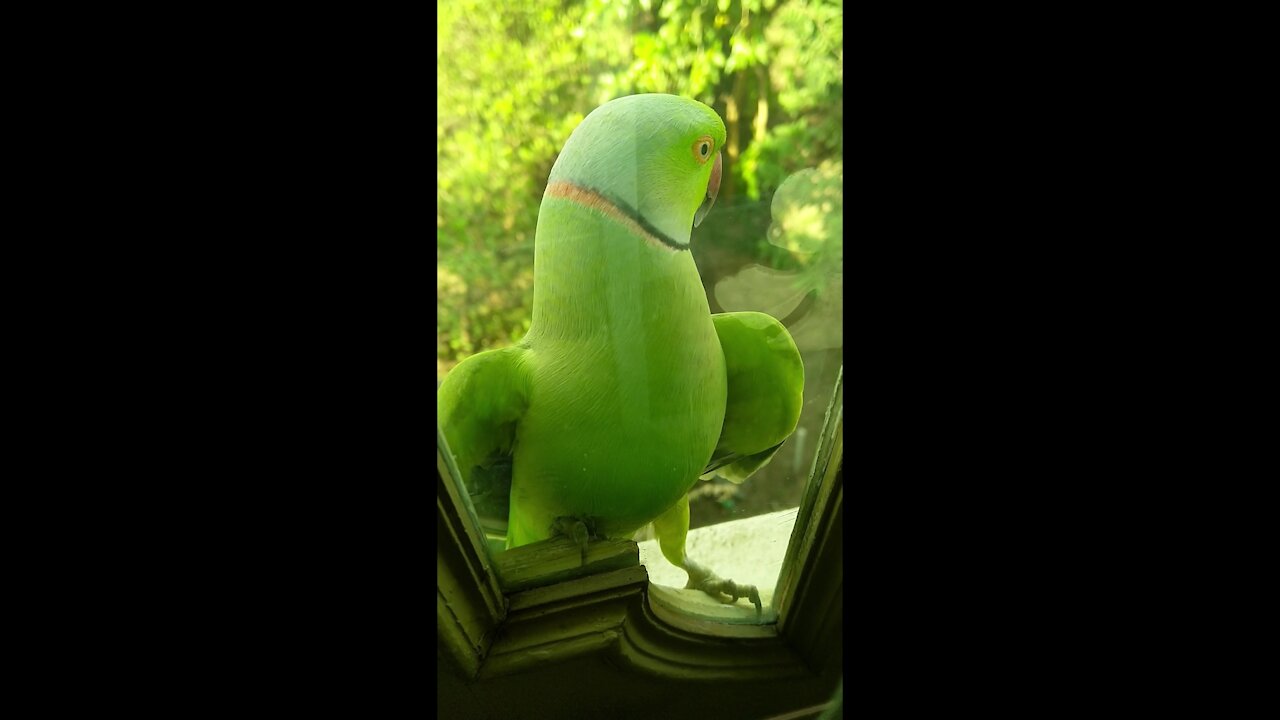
[766,159,842,297]
[438,0,843,379]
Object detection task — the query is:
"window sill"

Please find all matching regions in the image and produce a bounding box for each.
[439,369,842,684]
[638,507,799,626]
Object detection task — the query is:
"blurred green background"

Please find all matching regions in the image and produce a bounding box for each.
[438,0,843,527]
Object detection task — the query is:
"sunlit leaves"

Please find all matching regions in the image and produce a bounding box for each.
[767,0,842,115]
[438,0,608,373]
[437,0,843,378]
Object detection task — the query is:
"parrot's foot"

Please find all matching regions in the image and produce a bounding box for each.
[683,558,762,619]
[551,516,599,567]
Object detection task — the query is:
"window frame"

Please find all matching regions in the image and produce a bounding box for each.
[438,368,843,681]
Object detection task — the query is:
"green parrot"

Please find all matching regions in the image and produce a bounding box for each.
[438,93,803,614]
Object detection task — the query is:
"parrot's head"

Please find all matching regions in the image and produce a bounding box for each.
[545,93,727,250]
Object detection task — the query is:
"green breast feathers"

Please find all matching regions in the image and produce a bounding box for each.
[438,94,803,617]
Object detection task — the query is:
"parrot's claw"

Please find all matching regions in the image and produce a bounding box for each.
[683,559,763,620]
[551,517,596,567]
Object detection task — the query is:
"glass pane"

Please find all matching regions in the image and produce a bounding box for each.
[437,0,842,621]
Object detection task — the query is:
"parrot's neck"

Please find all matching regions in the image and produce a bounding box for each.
[525,185,711,345]
[542,182,693,250]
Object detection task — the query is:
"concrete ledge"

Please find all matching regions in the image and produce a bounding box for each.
[638,508,799,623]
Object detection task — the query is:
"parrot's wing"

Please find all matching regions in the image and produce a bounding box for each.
[701,311,804,484]
[701,439,786,484]
[437,346,531,536]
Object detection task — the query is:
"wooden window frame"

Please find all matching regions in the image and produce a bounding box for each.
[438,369,843,682]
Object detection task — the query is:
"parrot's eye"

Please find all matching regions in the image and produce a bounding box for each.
[692,135,714,164]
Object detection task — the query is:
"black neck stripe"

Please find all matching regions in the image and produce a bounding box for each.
[546,181,688,252]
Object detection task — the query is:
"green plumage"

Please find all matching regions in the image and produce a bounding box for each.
[438,94,803,613]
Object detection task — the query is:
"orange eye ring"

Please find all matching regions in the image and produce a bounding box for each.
[692,135,714,164]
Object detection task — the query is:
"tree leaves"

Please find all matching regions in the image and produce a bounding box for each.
[437,0,843,379]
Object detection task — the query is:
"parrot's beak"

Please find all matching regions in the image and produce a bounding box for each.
[693,152,722,228]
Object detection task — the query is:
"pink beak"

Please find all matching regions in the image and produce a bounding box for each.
[694,152,722,228]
